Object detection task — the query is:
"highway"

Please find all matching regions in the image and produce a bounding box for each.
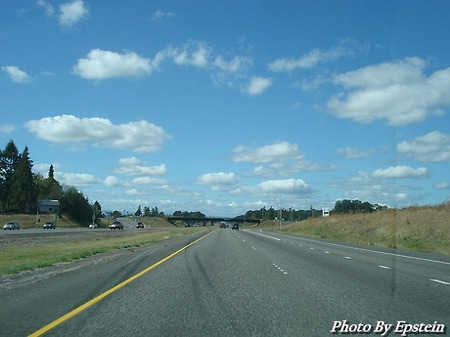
[0,228,448,336]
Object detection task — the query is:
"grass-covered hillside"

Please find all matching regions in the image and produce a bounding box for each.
[265,203,449,255]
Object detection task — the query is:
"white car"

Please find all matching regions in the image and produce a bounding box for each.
[89,223,98,229]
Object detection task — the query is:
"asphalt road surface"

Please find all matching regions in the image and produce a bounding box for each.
[1,228,448,336]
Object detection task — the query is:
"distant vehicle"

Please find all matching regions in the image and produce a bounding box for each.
[43,221,56,229]
[136,222,144,228]
[3,222,20,230]
[89,223,98,229]
[232,223,239,230]
[109,221,123,230]
[220,223,226,229]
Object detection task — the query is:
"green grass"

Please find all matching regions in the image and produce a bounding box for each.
[0,228,207,276]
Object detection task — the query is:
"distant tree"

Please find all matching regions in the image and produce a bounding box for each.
[92,201,102,223]
[151,206,159,217]
[111,210,122,218]
[60,186,92,224]
[143,206,151,217]
[36,165,63,200]
[135,205,142,217]
[0,140,20,211]
[333,199,375,214]
[8,147,36,213]
[48,164,55,179]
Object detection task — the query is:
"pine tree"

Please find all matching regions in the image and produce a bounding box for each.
[0,140,20,212]
[8,147,36,213]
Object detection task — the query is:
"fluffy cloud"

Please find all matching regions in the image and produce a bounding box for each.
[59,0,89,27]
[241,76,273,96]
[25,115,171,153]
[196,172,238,187]
[116,157,167,176]
[371,165,428,179]
[2,66,32,83]
[232,141,302,163]
[73,49,153,79]
[327,57,450,126]
[72,41,253,84]
[396,131,450,162]
[59,172,97,186]
[258,179,311,195]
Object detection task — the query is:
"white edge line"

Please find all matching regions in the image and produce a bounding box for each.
[325,241,450,266]
[430,278,450,285]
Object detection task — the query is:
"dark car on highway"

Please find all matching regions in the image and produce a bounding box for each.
[232,223,239,230]
[109,221,123,230]
[43,221,56,229]
[3,222,20,230]
[136,222,144,228]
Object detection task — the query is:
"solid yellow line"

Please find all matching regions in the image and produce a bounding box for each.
[28,231,211,337]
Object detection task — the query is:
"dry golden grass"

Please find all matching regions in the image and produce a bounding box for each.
[278,203,450,255]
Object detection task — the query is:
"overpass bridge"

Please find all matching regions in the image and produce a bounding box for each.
[164,216,261,227]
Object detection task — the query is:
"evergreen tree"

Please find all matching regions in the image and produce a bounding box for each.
[0,140,20,211]
[60,186,92,224]
[92,200,102,223]
[8,147,36,213]
[36,165,63,200]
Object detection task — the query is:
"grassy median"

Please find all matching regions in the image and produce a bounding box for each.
[0,228,207,276]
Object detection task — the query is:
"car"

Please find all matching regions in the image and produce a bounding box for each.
[232,223,239,230]
[43,221,56,229]
[220,223,226,228]
[109,221,123,230]
[3,222,20,230]
[89,223,98,229]
[136,222,144,228]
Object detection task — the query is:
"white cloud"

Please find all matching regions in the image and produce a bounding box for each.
[232,141,302,163]
[336,147,378,159]
[104,176,122,187]
[59,172,97,186]
[73,49,152,80]
[327,57,450,126]
[214,56,249,73]
[130,177,167,185]
[258,179,311,195]
[371,165,428,179]
[196,172,238,189]
[150,10,174,22]
[435,182,450,190]
[268,39,361,72]
[2,66,32,83]
[0,124,15,134]
[25,115,171,153]
[241,76,273,96]
[171,41,211,68]
[396,131,450,162]
[116,157,167,176]
[37,0,54,16]
[59,0,89,27]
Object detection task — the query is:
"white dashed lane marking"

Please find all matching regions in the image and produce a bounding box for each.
[378,265,391,270]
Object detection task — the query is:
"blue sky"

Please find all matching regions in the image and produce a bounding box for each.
[1,0,449,216]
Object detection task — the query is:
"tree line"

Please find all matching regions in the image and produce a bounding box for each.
[240,199,386,222]
[0,140,101,225]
